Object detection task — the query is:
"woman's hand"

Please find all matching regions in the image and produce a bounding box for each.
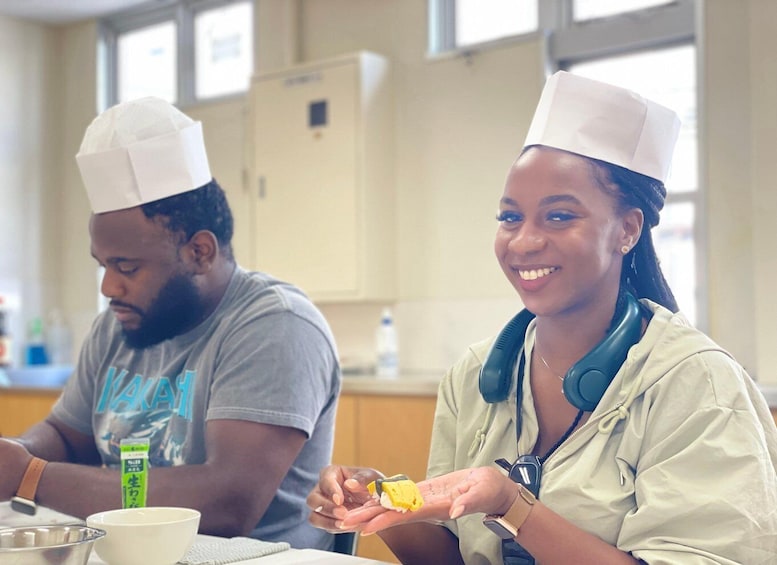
[307,464,384,533]
[341,466,518,535]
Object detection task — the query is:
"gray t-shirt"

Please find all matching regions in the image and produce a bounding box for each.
[52,267,340,549]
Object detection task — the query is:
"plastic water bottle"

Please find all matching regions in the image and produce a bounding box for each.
[25,317,49,366]
[375,308,399,378]
[46,309,73,366]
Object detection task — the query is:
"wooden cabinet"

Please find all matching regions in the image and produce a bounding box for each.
[248,52,395,302]
[332,394,358,465]
[0,388,60,436]
[333,393,437,563]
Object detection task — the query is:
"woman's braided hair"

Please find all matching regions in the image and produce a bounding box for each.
[588,157,679,313]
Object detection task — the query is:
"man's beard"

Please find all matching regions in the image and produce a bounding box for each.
[122,273,204,349]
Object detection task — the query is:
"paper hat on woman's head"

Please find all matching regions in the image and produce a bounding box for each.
[523,71,681,183]
[76,97,212,214]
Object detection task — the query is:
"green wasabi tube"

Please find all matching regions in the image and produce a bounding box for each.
[120,438,149,508]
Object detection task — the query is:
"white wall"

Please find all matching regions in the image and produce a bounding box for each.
[55,21,101,363]
[699,0,777,380]
[0,16,57,364]
[297,0,539,372]
[5,0,777,383]
[0,15,102,366]
[746,1,777,383]
[700,1,755,375]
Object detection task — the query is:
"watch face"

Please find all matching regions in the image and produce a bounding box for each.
[10,496,37,516]
[483,516,517,540]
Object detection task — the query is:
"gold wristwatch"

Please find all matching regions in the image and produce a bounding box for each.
[11,457,48,515]
[482,483,536,539]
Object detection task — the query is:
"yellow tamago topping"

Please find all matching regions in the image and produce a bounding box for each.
[367,474,424,512]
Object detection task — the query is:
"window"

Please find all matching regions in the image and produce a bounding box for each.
[101,0,253,108]
[429,0,702,326]
[117,21,177,103]
[429,0,539,54]
[194,2,253,99]
[456,0,537,47]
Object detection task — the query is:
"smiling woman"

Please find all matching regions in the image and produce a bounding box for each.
[307,70,777,565]
[495,148,645,319]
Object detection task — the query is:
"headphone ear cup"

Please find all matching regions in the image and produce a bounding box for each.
[562,293,644,411]
[563,369,611,412]
[479,310,535,403]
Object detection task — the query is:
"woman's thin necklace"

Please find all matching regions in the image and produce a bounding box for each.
[538,350,565,382]
[536,344,566,393]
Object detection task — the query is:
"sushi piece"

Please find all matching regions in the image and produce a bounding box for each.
[367,474,424,513]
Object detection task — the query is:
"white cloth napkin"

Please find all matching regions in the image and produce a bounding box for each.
[178,537,290,565]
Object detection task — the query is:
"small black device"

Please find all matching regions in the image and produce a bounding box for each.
[496,456,542,497]
[479,292,643,411]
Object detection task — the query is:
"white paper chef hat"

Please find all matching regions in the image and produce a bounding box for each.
[523,71,681,183]
[76,97,212,214]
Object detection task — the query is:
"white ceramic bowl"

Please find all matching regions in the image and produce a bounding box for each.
[86,507,200,565]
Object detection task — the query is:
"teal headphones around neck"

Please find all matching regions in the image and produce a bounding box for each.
[479,292,644,411]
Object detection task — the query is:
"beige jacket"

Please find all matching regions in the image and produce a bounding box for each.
[427,301,777,564]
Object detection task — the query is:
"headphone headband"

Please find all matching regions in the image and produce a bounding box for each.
[479,293,643,410]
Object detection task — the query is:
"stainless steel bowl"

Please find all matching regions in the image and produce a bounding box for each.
[0,524,105,565]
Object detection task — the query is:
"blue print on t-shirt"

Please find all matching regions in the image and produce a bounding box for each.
[95,367,196,421]
[94,368,197,466]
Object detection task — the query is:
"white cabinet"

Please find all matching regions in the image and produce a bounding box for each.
[248,52,395,302]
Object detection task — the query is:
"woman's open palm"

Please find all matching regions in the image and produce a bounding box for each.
[341,466,514,535]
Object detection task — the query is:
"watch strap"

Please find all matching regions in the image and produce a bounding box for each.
[15,456,47,502]
[483,483,536,538]
[502,483,536,531]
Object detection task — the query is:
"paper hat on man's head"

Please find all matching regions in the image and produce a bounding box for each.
[76,97,212,214]
[523,71,681,183]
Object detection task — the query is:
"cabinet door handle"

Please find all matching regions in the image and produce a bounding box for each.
[258,176,266,199]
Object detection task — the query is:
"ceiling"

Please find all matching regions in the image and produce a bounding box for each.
[0,0,154,25]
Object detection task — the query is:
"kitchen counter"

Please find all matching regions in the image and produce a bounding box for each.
[3,374,777,407]
[342,372,777,410]
[341,371,440,396]
[0,385,62,394]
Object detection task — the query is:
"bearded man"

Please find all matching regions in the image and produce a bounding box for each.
[0,97,341,551]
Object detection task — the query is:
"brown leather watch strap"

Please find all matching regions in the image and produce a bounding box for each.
[16,457,48,501]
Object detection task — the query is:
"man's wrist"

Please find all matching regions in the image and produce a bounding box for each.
[11,456,48,515]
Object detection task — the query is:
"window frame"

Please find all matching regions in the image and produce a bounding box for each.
[549,0,694,62]
[428,0,547,58]
[99,0,252,109]
[430,0,695,55]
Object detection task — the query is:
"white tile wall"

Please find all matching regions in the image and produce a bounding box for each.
[319,297,523,375]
